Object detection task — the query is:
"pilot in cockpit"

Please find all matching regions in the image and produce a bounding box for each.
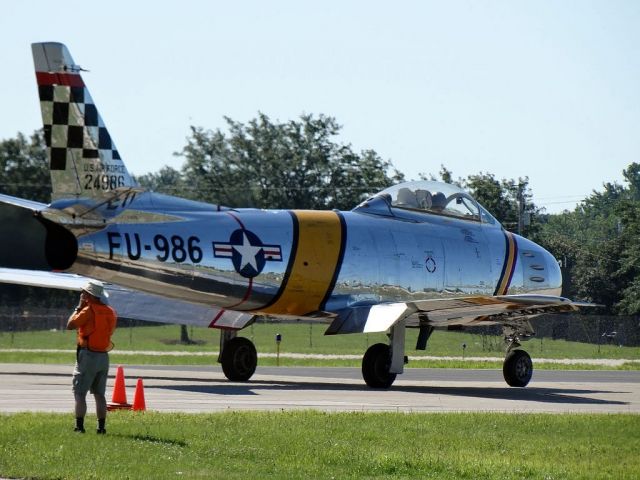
[395,188,418,208]
[430,192,447,212]
[414,190,431,210]
[378,181,484,221]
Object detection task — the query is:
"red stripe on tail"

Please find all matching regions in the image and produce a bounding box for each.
[36,72,85,87]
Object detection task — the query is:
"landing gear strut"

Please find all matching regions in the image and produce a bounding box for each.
[219,331,257,381]
[361,319,406,389]
[502,322,535,387]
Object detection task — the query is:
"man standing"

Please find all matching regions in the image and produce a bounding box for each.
[67,280,117,434]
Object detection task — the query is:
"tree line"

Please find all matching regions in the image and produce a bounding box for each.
[1,113,638,315]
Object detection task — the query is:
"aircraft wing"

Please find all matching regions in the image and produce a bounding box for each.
[0,268,255,330]
[0,193,48,211]
[325,294,591,334]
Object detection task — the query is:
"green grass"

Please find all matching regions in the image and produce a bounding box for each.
[2,323,639,357]
[1,323,639,370]
[0,351,638,370]
[0,411,638,479]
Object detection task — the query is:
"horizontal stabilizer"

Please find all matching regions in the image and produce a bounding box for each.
[0,193,48,212]
[0,267,86,290]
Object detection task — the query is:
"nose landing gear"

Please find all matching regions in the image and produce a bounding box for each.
[502,322,535,387]
[503,349,533,387]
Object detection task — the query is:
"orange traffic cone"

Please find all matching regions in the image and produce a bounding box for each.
[132,378,146,411]
[107,365,132,411]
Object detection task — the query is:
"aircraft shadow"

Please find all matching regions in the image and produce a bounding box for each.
[153,378,629,406]
[2,370,630,406]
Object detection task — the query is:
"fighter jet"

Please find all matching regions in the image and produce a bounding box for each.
[0,42,591,389]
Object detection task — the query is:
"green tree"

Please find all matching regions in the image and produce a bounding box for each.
[135,166,184,195]
[420,166,539,236]
[614,164,640,314]
[0,130,50,202]
[538,163,640,313]
[177,113,403,209]
[464,173,514,226]
[465,174,540,236]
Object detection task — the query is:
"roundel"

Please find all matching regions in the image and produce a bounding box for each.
[213,228,283,279]
[229,229,267,278]
[425,255,437,273]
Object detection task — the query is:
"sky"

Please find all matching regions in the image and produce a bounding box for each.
[1,1,639,213]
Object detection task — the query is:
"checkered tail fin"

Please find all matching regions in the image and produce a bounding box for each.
[32,42,137,202]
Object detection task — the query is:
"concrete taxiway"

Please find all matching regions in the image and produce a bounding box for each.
[0,363,638,414]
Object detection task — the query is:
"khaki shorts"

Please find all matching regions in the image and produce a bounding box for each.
[72,349,110,396]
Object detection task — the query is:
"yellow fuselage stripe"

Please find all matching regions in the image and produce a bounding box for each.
[497,232,516,295]
[261,210,343,315]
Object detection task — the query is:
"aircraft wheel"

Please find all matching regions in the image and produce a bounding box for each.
[503,349,533,387]
[362,343,397,389]
[221,337,257,381]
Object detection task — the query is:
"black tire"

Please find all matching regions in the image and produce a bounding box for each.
[503,349,533,387]
[362,343,397,389]
[221,337,257,382]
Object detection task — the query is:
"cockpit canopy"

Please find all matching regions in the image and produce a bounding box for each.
[375,181,498,225]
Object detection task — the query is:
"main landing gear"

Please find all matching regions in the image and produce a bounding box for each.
[218,330,257,381]
[360,322,535,389]
[361,320,406,389]
[217,323,534,388]
[362,343,396,388]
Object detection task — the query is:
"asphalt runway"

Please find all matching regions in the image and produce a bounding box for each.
[1,363,638,414]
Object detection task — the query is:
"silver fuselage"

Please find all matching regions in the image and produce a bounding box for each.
[59,192,561,317]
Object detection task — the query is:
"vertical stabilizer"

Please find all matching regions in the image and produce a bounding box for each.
[32,42,136,202]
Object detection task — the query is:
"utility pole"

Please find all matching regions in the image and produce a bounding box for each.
[517,182,524,235]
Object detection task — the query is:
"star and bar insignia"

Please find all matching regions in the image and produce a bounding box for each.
[213,229,282,278]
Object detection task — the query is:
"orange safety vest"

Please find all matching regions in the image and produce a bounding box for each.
[73,303,117,352]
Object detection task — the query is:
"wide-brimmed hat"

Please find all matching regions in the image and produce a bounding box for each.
[82,280,109,303]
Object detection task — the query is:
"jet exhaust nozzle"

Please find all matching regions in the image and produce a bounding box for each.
[0,202,77,271]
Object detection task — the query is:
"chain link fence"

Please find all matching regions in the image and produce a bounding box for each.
[0,306,638,347]
[0,306,160,333]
